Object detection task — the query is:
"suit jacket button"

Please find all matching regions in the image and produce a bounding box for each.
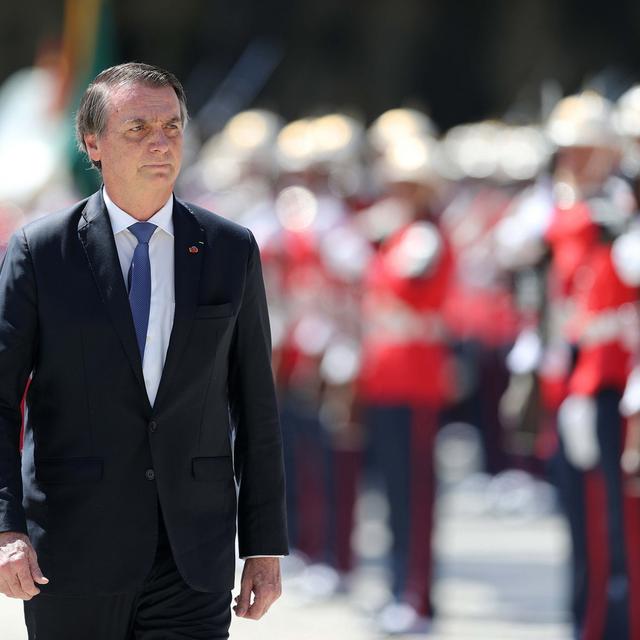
[145,469,155,481]
[149,421,157,433]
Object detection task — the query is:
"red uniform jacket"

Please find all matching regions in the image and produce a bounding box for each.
[358,223,453,406]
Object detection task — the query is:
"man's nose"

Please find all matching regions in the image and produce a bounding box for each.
[148,127,170,153]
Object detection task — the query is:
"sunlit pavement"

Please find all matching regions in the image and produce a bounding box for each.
[0,477,572,639]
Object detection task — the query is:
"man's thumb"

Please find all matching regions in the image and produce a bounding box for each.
[235,586,251,615]
[27,550,49,584]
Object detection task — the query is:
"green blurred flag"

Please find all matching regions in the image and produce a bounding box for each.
[62,0,119,196]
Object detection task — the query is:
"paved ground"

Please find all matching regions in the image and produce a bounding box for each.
[0,477,573,639]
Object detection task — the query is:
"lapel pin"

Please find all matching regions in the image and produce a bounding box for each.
[188,246,199,254]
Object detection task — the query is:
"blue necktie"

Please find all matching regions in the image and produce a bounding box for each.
[127,222,157,359]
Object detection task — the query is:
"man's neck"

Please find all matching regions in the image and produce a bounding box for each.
[102,183,173,221]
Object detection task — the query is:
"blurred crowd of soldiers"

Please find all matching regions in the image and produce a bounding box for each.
[5,72,640,637]
[180,92,640,638]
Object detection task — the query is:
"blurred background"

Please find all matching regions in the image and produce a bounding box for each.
[6,1,640,638]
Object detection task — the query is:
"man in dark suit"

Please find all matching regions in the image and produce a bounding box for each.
[0,62,288,639]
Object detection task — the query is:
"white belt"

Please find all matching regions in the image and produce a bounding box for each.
[578,302,640,349]
[364,306,445,344]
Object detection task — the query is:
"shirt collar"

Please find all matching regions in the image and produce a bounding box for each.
[103,187,174,237]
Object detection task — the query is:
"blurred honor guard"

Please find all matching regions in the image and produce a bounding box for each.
[545,92,636,640]
[439,121,540,475]
[268,114,368,597]
[357,123,453,634]
[613,85,640,636]
[0,63,288,639]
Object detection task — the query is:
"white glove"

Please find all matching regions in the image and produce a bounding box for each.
[558,394,600,470]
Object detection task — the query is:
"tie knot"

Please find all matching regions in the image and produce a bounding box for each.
[129,222,157,244]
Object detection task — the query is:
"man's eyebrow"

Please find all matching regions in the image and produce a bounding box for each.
[122,116,182,125]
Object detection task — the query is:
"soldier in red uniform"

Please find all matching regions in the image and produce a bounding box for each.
[254,115,369,598]
[357,128,453,634]
[545,92,635,640]
[612,84,640,640]
[496,91,636,640]
[440,122,542,475]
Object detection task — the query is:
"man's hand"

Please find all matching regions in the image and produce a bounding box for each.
[233,557,282,620]
[0,531,48,600]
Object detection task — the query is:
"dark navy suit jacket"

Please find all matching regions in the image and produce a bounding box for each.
[0,190,288,595]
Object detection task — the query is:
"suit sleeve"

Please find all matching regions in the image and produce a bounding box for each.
[0,229,37,535]
[229,229,289,558]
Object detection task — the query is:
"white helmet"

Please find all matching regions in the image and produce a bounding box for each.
[498,125,552,182]
[546,92,618,149]
[368,108,438,153]
[275,118,316,172]
[310,113,364,166]
[441,121,504,180]
[374,134,439,185]
[221,109,283,158]
[615,85,640,138]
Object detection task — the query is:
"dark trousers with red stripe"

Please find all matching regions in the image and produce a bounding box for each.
[442,339,511,474]
[281,390,362,573]
[550,435,588,638]
[552,388,633,640]
[364,403,438,617]
[591,388,631,640]
[280,392,330,561]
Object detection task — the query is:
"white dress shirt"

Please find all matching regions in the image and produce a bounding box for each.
[103,188,174,408]
[103,188,279,560]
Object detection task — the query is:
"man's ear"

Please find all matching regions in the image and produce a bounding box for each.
[84,133,101,162]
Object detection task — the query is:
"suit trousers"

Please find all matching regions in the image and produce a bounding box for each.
[23,502,232,640]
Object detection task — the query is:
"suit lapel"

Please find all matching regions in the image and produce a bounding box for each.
[77,192,205,413]
[153,198,205,410]
[77,191,151,411]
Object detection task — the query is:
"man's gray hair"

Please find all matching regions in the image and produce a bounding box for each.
[75,62,188,170]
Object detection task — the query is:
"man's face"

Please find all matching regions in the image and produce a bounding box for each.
[555,145,619,190]
[84,83,184,194]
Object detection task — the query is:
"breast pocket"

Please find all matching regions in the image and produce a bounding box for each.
[194,303,234,319]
